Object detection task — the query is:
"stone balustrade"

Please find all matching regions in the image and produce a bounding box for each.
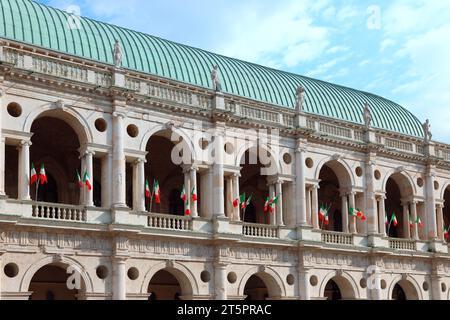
[389,238,417,251]
[32,202,86,222]
[147,213,193,231]
[242,222,279,238]
[321,231,353,245]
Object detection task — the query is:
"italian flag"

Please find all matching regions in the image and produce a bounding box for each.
[30,163,38,185]
[416,216,424,228]
[191,186,197,202]
[264,197,270,213]
[153,180,161,204]
[145,179,151,198]
[185,198,190,216]
[444,226,449,240]
[349,207,357,217]
[391,213,398,227]
[324,211,330,226]
[76,170,83,189]
[269,196,279,213]
[39,164,48,185]
[385,214,389,226]
[83,172,92,191]
[319,206,328,221]
[354,208,366,221]
[241,194,252,210]
[181,185,187,202]
[409,214,414,228]
[233,197,240,208]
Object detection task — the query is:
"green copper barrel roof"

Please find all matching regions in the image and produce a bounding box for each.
[0,0,423,137]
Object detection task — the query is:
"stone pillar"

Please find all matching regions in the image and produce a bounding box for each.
[132,159,145,212]
[190,166,198,218]
[212,128,225,217]
[81,151,94,207]
[101,153,113,208]
[341,194,349,233]
[232,174,240,221]
[298,268,311,300]
[410,201,419,240]
[214,262,227,300]
[402,202,411,239]
[349,192,357,234]
[425,167,438,240]
[112,111,127,208]
[378,196,387,237]
[275,180,284,226]
[112,257,127,300]
[200,169,213,219]
[365,158,379,235]
[269,183,276,225]
[437,204,444,241]
[18,140,31,201]
[0,86,4,197]
[225,176,233,219]
[311,185,319,230]
[306,187,311,225]
[295,142,307,226]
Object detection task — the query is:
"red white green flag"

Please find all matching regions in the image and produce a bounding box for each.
[391,213,398,227]
[233,197,240,208]
[269,196,279,213]
[181,185,187,202]
[324,211,330,226]
[444,226,449,240]
[241,194,252,210]
[349,207,357,217]
[39,164,48,185]
[153,180,161,204]
[30,163,38,185]
[145,179,151,198]
[76,170,83,189]
[416,216,424,228]
[264,197,270,213]
[191,186,197,202]
[319,206,328,221]
[385,214,389,226]
[185,198,190,216]
[409,214,414,228]
[83,172,92,191]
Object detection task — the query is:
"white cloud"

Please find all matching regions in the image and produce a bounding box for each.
[358,59,370,67]
[380,39,395,52]
[327,46,349,54]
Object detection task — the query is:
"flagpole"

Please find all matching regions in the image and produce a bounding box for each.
[35,177,40,202]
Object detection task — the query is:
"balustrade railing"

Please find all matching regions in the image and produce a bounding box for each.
[389,238,416,251]
[32,202,86,222]
[321,231,353,245]
[242,223,279,238]
[147,213,192,231]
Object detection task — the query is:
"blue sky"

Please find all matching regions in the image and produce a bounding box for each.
[38,0,450,142]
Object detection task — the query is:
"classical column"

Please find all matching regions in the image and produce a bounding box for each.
[132,159,145,212]
[341,193,349,233]
[311,185,319,229]
[410,201,419,240]
[0,87,4,196]
[183,167,191,215]
[112,257,127,300]
[232,173,240,221]
[348,192,357,234]
[295,142,307,226]
[298,268,311,300]
[306,187,311,226]
[378,196,387,237]
[275,180,284,226]
[365,158,379,235]
[214,262,227,300]
[425,167,438,239]
[402,201,411,239]
[18,140,31,201]
[101,153,113,208]
[200,169,213,219]
[81,150,94,207]
[269,183,276,225]
[212,128,225,217]
[190,166,198,218]
[225,176,233,219]
[112,111,127,208]
[437,204,444,241]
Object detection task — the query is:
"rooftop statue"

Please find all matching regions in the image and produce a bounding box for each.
[295,85,305,112]
[211,65,222,92]
[113,40,123,68]
[423,119,432,143]
[363,103,372,128]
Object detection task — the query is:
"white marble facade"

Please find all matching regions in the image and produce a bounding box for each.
[1,41,450,300]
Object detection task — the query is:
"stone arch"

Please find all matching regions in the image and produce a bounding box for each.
[139,124,197,161]
[20,255,94,293]
[314,158,354,189]
[238,266,286,298]
[439,182,450,201]
[382,170,416,198]
[388,275,422,300]
[35,155,72,203]
[24,105,92,146]
[235,142,282,176]
[319,270,360,300]
[140,261,199,298]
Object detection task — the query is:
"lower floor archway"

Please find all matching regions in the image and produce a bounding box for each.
[28,264,83,300]
[324,279,342,300]
[244,274,269,300]
[148,269,183,300]
[391,280,419,300]
[322,275,357,300]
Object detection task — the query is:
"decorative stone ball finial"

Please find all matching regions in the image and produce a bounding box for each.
[113,40,123,68]
[210,65,222,92]
[295,85,305,112]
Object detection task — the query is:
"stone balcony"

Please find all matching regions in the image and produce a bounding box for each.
[0,199,448,254]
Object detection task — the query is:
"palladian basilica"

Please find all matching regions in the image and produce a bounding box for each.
[2,0,450,300]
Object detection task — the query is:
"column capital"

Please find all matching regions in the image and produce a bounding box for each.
[19,139,32,147]
[112,111,127,119]
[133,157,146,165]
[111,256,128,263]
[436,203,444,209]
[232,172,241,179]
[213,261,229,269]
